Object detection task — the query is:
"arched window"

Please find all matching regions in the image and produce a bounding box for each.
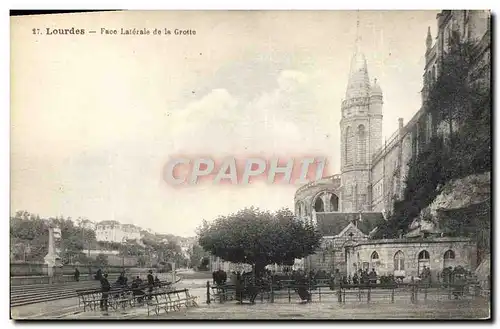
[443,250,456,269]
[345,127,353,165]
[444,250,455,259]
[394,251,405,271]
[314,197,324,212]
[330,194,339,212]
[370,251,379,271]
[418,250,430,260]
[418,250,430,275]
[357,125,366,164]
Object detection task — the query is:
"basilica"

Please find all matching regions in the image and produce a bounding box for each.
[294,10,490,281]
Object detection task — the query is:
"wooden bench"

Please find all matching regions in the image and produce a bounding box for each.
[76,288,103,311]
[76,287,135,312]
[75,280,179,313]
[210,284,237,303]
[145,288,198,316]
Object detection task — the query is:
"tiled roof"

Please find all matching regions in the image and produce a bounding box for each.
[316,212,385,236]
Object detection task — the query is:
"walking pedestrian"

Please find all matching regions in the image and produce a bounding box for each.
[100,273,111,312]
[147,270,155,300]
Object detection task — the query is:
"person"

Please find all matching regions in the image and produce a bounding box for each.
[293,270,311,303]
[94,268,102,281]
[369,269,377,285]
[364,270,370,284]
[99,273,111,312]
[154,275,161,286]
[74,268,80,282]
[212,271,218,285]
[352,272,359,285]
[221,270,227,284]
[333,269,341,287]
[116,271,127,286]
[424,266,432,284]
[453,273,466,299]
[131,277,146,304]
[147,270,155,299]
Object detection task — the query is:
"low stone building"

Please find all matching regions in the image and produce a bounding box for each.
[345,237,477,282]
[303,212,384,273]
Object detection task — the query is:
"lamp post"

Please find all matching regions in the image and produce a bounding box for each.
[77,218,96,258]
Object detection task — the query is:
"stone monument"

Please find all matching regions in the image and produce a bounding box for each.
[44,226,62,283]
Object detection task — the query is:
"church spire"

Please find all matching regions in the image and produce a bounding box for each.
[426,26,433,50]
[345,10,370,100]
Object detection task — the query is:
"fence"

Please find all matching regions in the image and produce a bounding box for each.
[9,263,139,277]
[9,263,163,285]
[205,280,488,305]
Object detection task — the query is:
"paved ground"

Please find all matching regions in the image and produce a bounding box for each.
[11,277,491,320]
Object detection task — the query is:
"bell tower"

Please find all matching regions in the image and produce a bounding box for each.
[340,12,383,212]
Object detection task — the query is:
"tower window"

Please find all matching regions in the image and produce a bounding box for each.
[345,126,354,166]
[357,125,367,164]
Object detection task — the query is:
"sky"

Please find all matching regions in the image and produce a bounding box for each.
[11,10,440,236]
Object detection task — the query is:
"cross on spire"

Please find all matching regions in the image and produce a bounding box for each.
[355,10,361,53]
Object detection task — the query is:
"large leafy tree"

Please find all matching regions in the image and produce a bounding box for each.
[197,207,321,276]
[188,244,209,269]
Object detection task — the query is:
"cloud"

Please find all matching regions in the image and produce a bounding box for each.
[167,70,338,160]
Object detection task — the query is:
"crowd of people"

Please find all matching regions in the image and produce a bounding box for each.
[212,265,476,291]
[87,269,164,312]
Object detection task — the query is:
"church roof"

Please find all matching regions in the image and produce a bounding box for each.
[345,51,371,100]
[344,14,370,100]
[316,212,385,236]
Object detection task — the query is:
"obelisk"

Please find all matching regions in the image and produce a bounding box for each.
[44,227,62,282]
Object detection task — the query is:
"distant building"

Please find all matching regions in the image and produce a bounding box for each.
[95,220,141,243]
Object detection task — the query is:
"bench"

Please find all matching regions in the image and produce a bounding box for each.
[210,284,237,303]
[76,288,103,311]
[145,288,198,316]
[76,280,175,311]
[76,287,136,311]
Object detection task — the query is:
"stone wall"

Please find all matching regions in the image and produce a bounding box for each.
[346,237,476,281]
[306,224,368,274]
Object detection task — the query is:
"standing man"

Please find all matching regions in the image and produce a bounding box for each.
[74,268,80,282]
[369,268,377,285]
[100,273,111,312]
[147,270,155,300]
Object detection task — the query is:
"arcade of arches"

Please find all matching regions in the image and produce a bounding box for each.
[295,191,340,218]
[345,237,477,281]
[313,191,339,213]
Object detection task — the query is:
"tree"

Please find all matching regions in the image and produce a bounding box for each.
[197,207,321,276]
[376,32,491,239]
[188,244,209,269]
